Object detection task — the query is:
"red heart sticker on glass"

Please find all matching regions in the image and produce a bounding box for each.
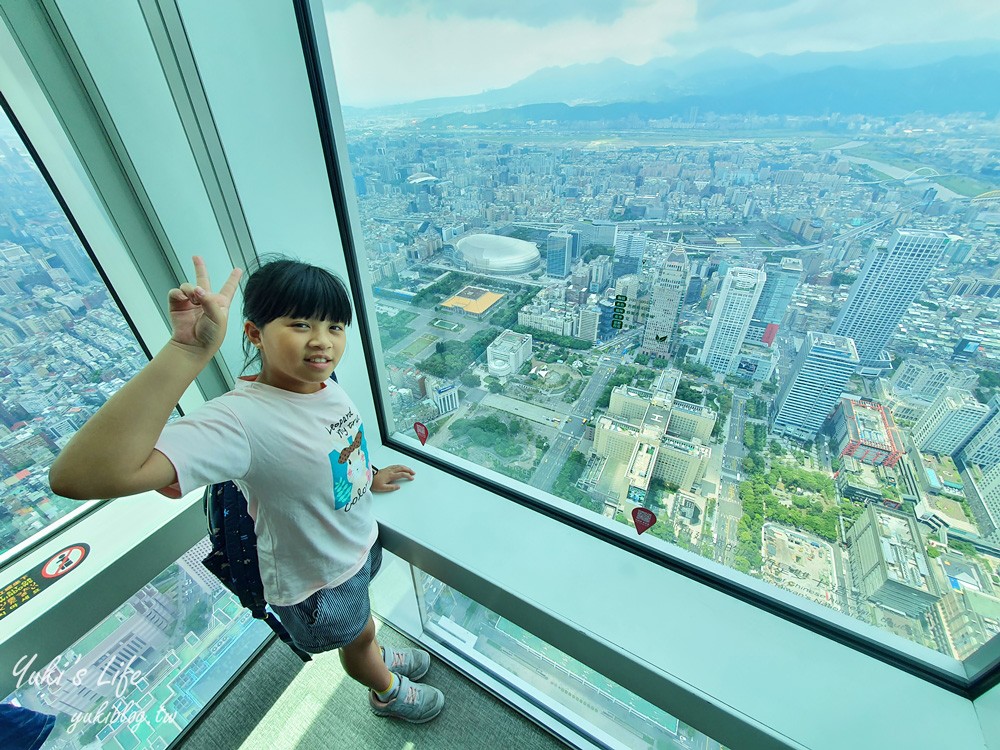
[632,507,656,535]
[414,422,428,445]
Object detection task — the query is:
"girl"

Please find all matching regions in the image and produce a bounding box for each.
[49,256,445,724]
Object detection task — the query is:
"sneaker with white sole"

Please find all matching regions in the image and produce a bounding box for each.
[369,674,445,724]
[381,646,431,681]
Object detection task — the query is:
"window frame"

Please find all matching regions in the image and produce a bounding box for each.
[0,0,225,694]
[291,0,1000,699]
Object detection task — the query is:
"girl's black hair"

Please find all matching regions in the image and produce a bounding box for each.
[241,256,353,371]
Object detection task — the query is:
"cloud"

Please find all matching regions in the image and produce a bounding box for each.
[325,0,645,27]
[678,0,1000,56]
[326,0,696,107]
[324,0,1000,107]
[696,0,797,23]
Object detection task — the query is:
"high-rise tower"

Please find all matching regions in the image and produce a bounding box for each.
[833,229,951,371]
[546,232,573,278]
[911,388,990,456]
[699,267,765,374]
[748,258,801,343]
[772,332,859,440]
[613,232,647,278]
[642,251,689,358]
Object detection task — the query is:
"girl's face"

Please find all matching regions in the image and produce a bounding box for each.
[244,316,347,394]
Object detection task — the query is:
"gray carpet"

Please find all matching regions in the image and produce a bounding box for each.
[178,620,569,750]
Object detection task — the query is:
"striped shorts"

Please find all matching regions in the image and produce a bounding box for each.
[270,538,383,654]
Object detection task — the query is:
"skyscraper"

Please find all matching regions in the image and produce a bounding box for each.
[833,229,951,370]
[772,332,859,440]
[546,232,573,278]
[613,231,647,277]
[699,266,765,374]
[642,251,689,358]
[911,388,990,456]
[959,395,1000,470]
[747,258,801,343]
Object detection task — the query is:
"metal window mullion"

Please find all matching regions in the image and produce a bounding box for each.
[0,0,231,398]
[137,0,257,277]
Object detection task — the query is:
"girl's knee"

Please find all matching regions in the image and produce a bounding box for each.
[343,616,376,651]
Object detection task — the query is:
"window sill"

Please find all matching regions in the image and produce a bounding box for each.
[370,444,985,750]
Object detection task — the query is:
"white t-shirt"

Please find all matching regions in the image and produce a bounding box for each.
[154,377,377,606]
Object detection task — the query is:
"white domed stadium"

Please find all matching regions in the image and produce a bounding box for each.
[455,234,541,275]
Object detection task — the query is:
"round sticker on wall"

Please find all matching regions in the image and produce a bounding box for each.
[0,542,90,621]
[41,545,88,579]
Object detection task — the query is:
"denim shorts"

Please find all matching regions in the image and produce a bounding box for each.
[270,538,383,654]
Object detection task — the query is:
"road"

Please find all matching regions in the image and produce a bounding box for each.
[530,359,616,491]
[527,329,645,491]
[714,393,748,566]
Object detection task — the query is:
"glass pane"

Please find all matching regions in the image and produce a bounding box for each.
[0,106,150,557]
[3,536,270,748]
[416,567,726,750]
[318,1,1000,663]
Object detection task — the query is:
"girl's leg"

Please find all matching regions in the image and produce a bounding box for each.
[339,615,392,692]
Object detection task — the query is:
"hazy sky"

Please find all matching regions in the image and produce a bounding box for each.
[325,0,1000,107]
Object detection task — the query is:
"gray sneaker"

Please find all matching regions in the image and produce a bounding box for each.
[381,646,431,681]
[369,674,445,723]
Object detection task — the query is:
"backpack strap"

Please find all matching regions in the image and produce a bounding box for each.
[201,482,312,662]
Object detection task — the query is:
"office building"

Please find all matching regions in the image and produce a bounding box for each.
[594,373,712,494]
[772,332,859,440]
[613,231,647,277]
[577,305,600,343]
[731,340,779,382]
[953,336,984,362]
[4,6,994,749]
[833,229,951,371]
[831,398,904,467]
[487,329,533,380]
[948,275,1000,299]
[912,388,990,456]
[966,463,1000,543]
[641,251,688,358]
[546,231,573,278]
[937,588,1000,660]
[845,505,942,618]
[588,254,613,293]
[699,267,765,374]
[890,360,978,402]
[747,258,801,343]
[666,400,717,443]
[574,219,617,251]
[959,396,1000,470]
[432,383,460,416]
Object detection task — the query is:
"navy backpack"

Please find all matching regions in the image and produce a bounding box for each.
[201,480,313,662]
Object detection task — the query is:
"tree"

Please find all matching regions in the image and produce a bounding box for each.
[488,380,504,394]
[460,371,481,387]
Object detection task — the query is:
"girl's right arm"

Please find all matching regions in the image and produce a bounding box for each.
[48,257,242,500]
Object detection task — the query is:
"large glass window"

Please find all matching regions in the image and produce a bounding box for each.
[0,105,150,561]
[415,566,722,750]
[314,0,1000,667]
[3,537,271,747]
[308,2,1000,659]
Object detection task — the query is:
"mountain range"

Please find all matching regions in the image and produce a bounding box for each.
[343,40,1000,123]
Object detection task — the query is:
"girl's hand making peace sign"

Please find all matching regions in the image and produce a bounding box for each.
[168,256,243,356]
